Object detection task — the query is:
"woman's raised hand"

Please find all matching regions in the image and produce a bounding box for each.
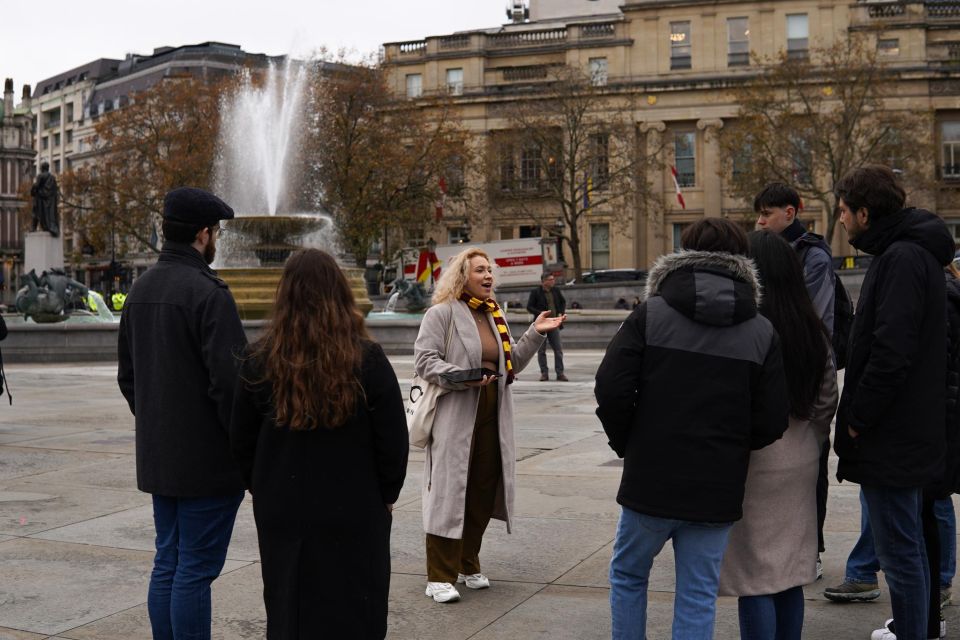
[535,311,566,333]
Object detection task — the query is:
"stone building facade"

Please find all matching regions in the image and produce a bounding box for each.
[383,0,960,271]
[0,79,35,303]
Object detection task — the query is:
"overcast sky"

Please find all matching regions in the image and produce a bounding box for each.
[3,0,506,93]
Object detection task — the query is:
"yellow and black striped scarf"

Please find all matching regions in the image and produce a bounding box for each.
[459,292,514,384]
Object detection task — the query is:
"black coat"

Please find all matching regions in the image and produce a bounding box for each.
[835,208,955,488]
[117,243,247,497]
[595,250,789,523]
[940,275,960,497]
[229,342,408,640]
[526,285,566,317]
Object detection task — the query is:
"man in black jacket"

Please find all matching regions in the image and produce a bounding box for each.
[595,218,789,640]
[526,272,567,381]
[833,165,954,640]
[118,187,247,640]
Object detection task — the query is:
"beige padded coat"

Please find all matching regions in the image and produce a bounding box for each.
[414,300,545,539]
[719,354,839,596]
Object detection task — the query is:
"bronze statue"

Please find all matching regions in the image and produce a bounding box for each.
[30,161,60,237]
[390,277,428,312]
[15,269,88,323]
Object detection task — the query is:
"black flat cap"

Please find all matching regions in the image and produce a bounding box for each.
[163,188,235,226]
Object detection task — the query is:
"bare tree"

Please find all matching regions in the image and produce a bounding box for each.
[306,57,466,267]
[719,35,937,242]
[485,66,662,280]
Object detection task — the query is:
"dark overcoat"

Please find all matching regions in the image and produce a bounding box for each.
[229,342,408,640]
[117,242,247,496]
[835,208,955,488]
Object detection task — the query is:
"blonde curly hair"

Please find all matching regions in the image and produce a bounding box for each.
[432,248,493,305]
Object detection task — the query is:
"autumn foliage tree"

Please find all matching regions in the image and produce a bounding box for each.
[306,59,465,267]
[62,75,228,256]
[719,36,936,243]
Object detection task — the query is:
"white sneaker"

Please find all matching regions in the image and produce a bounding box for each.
[425,581,461,603]
[871,619,896,640]
[457,572,491,589]
[870,618,947,640]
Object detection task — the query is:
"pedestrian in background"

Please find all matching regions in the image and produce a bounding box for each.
[719,230,838,640]
[117,187,246,640]
[526,272,567,381]
[595,218,789,640]
[415,248,564,603]
[230,249,408,639]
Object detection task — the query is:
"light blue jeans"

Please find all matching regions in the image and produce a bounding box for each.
[610,506,733,640]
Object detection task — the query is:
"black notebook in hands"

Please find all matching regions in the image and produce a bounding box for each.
[439,368,501,384]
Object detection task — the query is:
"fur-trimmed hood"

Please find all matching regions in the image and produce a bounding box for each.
[644,250,762,327]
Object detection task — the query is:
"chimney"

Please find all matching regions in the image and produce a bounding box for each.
[3,78,13,116]
[21,84,31,110]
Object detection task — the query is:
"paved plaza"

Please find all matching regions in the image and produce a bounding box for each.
[0,352,957,639]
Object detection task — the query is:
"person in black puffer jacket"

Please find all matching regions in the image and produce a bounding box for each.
[595,217,789,640]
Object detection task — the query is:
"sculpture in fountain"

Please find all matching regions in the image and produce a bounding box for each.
[213,61,371,317]
[16,269,89,323]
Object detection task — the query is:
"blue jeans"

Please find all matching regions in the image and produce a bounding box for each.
[609,506,733,640]
[148,492,244,640]
[846,490,956,590]
[738,587,804,640]
[537,328,564,375]
[935,498,956,588]
[861,485,929,640]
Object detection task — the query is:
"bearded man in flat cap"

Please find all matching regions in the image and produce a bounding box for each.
[118,187,246,640]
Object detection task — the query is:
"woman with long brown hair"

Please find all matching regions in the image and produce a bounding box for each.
[415,247,564,603]
[229,249,408,639]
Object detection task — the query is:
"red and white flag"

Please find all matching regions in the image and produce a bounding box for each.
[670,166,686,210]
[435,176,448,222]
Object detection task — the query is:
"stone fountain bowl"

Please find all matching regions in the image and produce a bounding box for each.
[226,215,328,266]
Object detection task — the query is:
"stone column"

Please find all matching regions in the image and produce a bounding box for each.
[24,232,64,276]
[697,118,724,217]
[638,121,667,266]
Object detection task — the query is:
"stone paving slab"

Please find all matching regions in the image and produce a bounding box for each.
[0,481,151,536]
[0,356,957,639]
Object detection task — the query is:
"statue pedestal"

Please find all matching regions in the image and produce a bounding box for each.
[24,231,64,276]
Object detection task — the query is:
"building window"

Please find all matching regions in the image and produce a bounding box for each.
[674,131,696,187]
[448,226,470,244]
[54,160,60,173]
[66,130,73,144]
[787,14,809,60]
[591,223,610,270]
[499,226,514,240]
[944,122,960,179]
[672,223,691,251]
[499,143,516,190]
[588,57,608,86]
[406,74,423,99]
[791,135,813,185]
[66,103,74,123]
[446,68,463,96]
[520,145,542,190]
[590,133,610,189]
[732,141,752,180]
[519,225,542,238]
[670,22,692,70]
[878,38,900,56]
[728,17,750,67]
[53,133,61,147]
[41,137,49,150]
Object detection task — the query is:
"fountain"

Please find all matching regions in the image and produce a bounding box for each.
[213,61,372,318]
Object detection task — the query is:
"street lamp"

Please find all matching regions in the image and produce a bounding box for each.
[426,236,437,254]
[554,217,565,265]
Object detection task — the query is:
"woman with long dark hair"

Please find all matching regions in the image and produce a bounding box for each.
[229,249,408,639]
[719,230,839,639]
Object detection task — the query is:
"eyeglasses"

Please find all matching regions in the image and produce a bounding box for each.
[209,225,226,237]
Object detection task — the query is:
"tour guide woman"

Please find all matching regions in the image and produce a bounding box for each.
[229,249,409,639]
[415,248,565,603]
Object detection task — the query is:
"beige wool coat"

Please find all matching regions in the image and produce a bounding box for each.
[719,354,839,596]
[414,300,545,539]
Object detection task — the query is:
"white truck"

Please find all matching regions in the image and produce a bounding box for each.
[385,237,553,292]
